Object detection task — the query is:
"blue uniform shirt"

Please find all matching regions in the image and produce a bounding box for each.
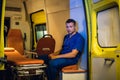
[60,32,84,62]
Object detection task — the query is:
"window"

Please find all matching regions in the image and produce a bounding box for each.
[35,24,47,42]
[97,7,120,47]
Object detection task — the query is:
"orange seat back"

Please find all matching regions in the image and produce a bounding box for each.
[7,29,24,55]
[36,34,55,55]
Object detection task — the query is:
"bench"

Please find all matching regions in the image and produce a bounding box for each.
[61,64,87,80]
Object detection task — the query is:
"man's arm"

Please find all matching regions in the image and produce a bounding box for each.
[50,49,79,59]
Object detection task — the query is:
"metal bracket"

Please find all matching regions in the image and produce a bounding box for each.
[0,57,7,64]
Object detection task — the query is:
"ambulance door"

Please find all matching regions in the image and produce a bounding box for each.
[30,10,47,49]
[0,0,6,70]
[85,0,120,80]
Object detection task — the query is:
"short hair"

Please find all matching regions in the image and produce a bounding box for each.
[65,19,76,26]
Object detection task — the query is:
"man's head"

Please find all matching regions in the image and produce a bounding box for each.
[65,19,76,35]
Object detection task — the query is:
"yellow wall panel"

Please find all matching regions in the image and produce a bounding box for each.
[32,10,46,24]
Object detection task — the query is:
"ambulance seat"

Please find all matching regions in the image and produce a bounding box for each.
[31,34,55,59]
[36,34,55,56]
[61,64,87,80]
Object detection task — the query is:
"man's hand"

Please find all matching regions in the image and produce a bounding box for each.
[48,49,79,59]
[49,54,58,59]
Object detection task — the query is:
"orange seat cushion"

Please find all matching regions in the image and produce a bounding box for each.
[62,64,86,73]
[4,48,44,65]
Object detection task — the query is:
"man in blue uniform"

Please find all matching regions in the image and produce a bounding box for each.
[39,19,84,80]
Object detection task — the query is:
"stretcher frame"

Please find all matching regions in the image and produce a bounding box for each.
[4,47,46,80]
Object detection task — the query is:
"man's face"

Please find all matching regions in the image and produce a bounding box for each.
[66,22,76,34]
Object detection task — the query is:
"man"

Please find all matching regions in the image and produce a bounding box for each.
[39,19,84,80]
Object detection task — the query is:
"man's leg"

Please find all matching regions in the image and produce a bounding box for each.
[46,58,76,80]
[37,54,50,80]
[37,54,50,64]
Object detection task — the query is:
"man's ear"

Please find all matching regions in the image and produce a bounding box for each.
[76,22,79,31]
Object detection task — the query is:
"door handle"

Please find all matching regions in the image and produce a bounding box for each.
[104,58,114,67]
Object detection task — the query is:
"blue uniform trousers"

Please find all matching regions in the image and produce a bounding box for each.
[38,55,77,80]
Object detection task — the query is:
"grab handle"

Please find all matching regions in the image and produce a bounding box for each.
[43,34,53,38]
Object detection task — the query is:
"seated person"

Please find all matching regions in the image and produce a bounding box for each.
[38,19,85,80]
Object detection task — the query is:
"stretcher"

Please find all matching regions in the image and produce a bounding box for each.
[4,47,46,79]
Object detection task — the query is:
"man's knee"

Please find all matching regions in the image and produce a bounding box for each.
[49,59,59,68]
